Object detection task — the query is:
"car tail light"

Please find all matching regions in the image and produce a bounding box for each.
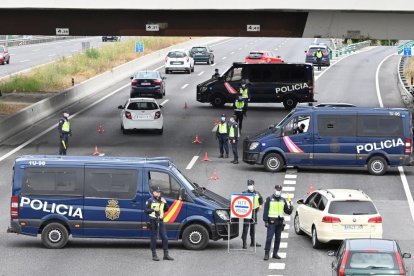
[395,251,405,274]
[153,79,162,85]
[11,196,19,219]
[125,111,132,120]
[131,79,139,85]
[165,56,168,63]
[266,58,271,63]
[322,216,341,223]
[339,250,349,276]
[308,80,314,94]
[405,138,411,155]
[323,51,329,56]
[368,216,382,223]
[154,111,161,119]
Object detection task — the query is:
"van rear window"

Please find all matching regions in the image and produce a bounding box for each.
[22,168,83,196]
[357,115,403,137]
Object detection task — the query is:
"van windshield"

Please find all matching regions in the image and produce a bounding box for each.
[276,112,294,128]
[171,166,195,191]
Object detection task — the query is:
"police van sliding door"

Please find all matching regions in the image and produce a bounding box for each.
[313,113,357,166]
[83,166,143,238]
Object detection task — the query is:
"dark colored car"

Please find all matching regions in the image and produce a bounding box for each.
[0,45,10,65]
[102,36,120,42]
[190,46,214,64]
[305,45,331,67]
[329,239,411,275]
[130,71,166,99]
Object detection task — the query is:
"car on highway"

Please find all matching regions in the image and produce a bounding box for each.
[130,71,166,99]
[0,45,10,65]
[190,46,214,64]
[8,155,238,250]
[165,49,194,74]
[243,106,413,175]
[329,239,411,275]
[102,36,120,42]
[294,189,383,249]
[197,62,315,109]
[305,44,331,67]
[245,50,284,63]
[118,98,164,134]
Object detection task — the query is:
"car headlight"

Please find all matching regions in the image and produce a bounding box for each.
[249,142,260,150]
[216,210,229,221]
[200,86,208,93]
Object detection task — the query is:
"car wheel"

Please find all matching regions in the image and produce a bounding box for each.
[207,59,210,65]
[6,58,10,64]
[182,224,209,250]
[121,125,128,135]
[157,127,163,135]
[191,66,194,72]
[367,156,387,176]
[165,69,169,74]
[187,68,191,74]
[311,227,323,249]
[283,97,298,110]
[211,58,215,64]
[41,222,69,249]
[294,213,304,235]
[263,153,284,172]
[210,94,225,107]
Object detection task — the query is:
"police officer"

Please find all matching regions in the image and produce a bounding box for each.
[212,68,220,79]
[145,187,174,261]
[241,179,263,249]
[263,185,293,261]
[239,82,250,113]
[228,115,240,164]
[315,48,323,71]
[58,111,72,155]
[233,96,245,131]
[216,114,229,158]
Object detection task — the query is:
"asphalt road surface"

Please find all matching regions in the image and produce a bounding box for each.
[0,37,413,276]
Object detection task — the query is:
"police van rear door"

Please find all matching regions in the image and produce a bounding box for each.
[82,165,143,238]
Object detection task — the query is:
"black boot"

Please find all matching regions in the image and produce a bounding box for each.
[233,160,239,164]
[250,241,261,247]
[163,251,174,261]
[242,240,247,249]
[225,154,229,158]
[152,252,160,261]
[219,154,224,158]
[272,252,281,259]
[264,251,269,261]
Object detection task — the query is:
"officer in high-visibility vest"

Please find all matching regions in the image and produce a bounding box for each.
[228,115,240,164]
[239,82,250,114]
[315,48,323,71]
[57,111,72,155]
[145,187,174,261]
[216,113,229,158]
[233,96,245,131]
[241,179,263,249]
[263,185,293,261]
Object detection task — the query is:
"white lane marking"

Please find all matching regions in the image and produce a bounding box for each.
[19,60,29,63]
[159,99,169,106]
[283,180,296,185]
[222,57,227,60]
[197,71,204,76]
[398,167,414,223]
[375,53,395,108]
[210,63,215,67]
[313,38,318,44]
[209,37,239,47]
[274,48,278,51]
[32,49,40,52]
[284,224,290,230]
[277,252,287,259]
[48,54,56,57]
[282,186,295,192]
[279,242,288,249]
[0,83,130,163]
[286,169,297,174]
[230,51,235,55]
[154,64,165,71]
[186,156,199,170]
[284,216,291,222]
[285,175,297,179]
[181,83,189,89]
[269,263,285,270]
[281,232,289,239]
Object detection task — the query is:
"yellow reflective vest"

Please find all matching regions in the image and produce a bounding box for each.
[61,120,71,133]
[268,200,286,218]
[149,202,165,219]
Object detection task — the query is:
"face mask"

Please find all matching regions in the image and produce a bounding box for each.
[247,185,254,192]
[275,191,282,197]
[63,113,69,118]
[221,117,226,122]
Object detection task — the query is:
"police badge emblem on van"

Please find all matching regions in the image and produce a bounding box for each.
[105,199,120,220]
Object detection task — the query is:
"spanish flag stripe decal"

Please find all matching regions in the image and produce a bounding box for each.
[163,200,183,223]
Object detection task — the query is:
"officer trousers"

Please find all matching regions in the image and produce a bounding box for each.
[243,99,248,115]
[242,210,258,242]
[59,134,69,155]
[234,111,243,130]
[150,219,169,253]
[218,134,229,155]
[230,140,238,161]
[264,221,284,253]
[316,58,322,71]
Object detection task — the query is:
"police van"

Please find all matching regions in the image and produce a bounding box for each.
[196,62,315,110]
[8,156,237,249]
[243,106,413,175]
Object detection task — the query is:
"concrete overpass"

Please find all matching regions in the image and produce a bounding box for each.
[1,0,414,39]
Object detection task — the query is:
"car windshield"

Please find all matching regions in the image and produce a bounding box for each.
[308,47,327,54]
[248,52,264,59]
[135,71,159,79]
[348,252,397,269]
[127,102,158,110]
[0,46,4,52]
[328,201,377,215]
[171,166,196,191]
[168,51,186,58]
[192,47,207,52]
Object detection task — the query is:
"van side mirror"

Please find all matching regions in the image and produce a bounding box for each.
[268,124,275,129]
[179,188,187,201]
[403,253,411,259]
[297,199,304,205]
[327,251,335,257]
[304,51,308,53]
[117,105,123,109]
[159,105,163,109]
[210,49,214,52]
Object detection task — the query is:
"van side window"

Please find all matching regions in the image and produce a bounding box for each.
[85,169,138,199]
[148,171,181,199]
[250,68,272,82]
[318,196,328,211]
[22,167,83,196]
[226,67,243,82]
[283,115,310,136]
[357,115,403,137]
[317,115,356,137]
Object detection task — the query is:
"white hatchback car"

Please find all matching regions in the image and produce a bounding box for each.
[165,49,194,74]
[118,98,163,134]
[294,189,383,249]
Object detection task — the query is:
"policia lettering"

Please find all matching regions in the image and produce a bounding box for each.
[356,138,404,154]
[20,196,83,219]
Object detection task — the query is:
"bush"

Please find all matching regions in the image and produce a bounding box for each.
[85,48,100,59]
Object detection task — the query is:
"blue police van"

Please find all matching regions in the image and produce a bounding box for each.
[243,106,413,175]
[8,156,237,249]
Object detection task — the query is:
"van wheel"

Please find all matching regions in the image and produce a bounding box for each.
[182,224,209,250]
[294,213,304,235]
[311,227,322,249]
[41,222,69,249]
[211,95,225,107]
[283,98,298,110]
[263,153,284,172]
[367,156,387,176]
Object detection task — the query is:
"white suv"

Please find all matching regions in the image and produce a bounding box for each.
[294,189,383,249]
[165,49,194,74]
[118,98,163,134]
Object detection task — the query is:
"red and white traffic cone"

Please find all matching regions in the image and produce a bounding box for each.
[184,102,188,109]
[97,123,105,134]
[209,169,219,180]
[192,135,202,144]
[92,146,105,156]
[203,152,211,161]
[307,184,314,195]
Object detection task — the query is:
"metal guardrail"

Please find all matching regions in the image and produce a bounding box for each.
[334,40,371,58]
[0,36,85,47]
[398,40,414,55]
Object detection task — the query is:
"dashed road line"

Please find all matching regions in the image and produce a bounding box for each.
[159,99,169,106]
[282,186,295,192]
[197,71,205,76]
[283,180,296,185]
[222,57,227,60]
[181,83,189,89]
[285,175,297,179]
[48,54,56,57]
[269,263,285,270]
[230,51,235,55]
[186,156,199,170]
[19,60,30,63]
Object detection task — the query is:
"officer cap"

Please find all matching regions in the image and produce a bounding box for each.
[275,185,282,191]
[247,179,255,186]
[221,113,226,118]
[152,186,161,192]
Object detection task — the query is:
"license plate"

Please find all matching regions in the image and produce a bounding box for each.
[172,62,182,65]
[137,115,150,119]
[343,225,363,230]
[141,82,151,86]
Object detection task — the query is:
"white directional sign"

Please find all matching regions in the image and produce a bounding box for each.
[247,25,260,32]
[146,24,160,32]
[230,194,254,219]
[56,28,69,36]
